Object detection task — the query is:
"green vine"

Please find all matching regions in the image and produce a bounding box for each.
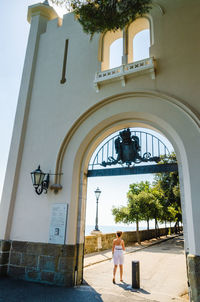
[51,0,153,37]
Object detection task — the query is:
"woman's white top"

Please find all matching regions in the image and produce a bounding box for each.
[113,244,124,265]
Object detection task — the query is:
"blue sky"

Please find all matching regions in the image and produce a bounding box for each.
[0,1,38,197]
[0,1,173,228]
[0,0,65,197]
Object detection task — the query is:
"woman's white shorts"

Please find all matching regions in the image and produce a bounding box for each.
[113,250,124,265]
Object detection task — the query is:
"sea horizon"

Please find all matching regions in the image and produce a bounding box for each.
[85,222,168,236]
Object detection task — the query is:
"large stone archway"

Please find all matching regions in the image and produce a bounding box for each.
[1,1,200,299]
[0,89,199,296]
[53,91,199,293]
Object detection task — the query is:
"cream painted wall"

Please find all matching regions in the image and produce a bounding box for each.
[0,1,200,258]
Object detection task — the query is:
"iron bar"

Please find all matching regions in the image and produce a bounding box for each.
[158,140,160,157]
[87,163,178,177]
[146,133,148,153]
[112,138,114,158]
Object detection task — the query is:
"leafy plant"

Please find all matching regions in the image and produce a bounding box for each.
[51,0,153,37]
[112,181,152,243]
[112,154,182,241]
[153,152,182,224]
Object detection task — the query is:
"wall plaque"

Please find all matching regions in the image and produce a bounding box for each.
[49,203,68,244]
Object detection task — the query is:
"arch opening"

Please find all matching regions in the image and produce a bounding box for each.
[82,126,186,296]
[85,126,176,231]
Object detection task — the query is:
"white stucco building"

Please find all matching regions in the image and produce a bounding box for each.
[0,0,200,300]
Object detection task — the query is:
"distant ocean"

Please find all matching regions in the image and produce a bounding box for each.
[85,224,150,236]
[85,221,171,236]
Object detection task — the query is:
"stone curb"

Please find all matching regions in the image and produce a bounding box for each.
[84,233,183,268]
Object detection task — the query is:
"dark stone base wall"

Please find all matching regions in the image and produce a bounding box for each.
[187,254,200,302]
[0,240,83,287]
[0,240,11,276]
[76,243,84,285]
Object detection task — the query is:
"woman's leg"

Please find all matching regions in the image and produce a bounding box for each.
[113,265,118,282]
[119,264,123,281]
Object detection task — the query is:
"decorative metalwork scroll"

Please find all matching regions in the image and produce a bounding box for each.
[89,128,171,170]
[101,128,160,167]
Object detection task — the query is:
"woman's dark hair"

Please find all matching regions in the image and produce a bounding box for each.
[116,231,122,237]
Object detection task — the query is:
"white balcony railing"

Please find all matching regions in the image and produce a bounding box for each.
[94,57,156,92]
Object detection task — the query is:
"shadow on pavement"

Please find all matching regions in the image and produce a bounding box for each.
[115,281,150,295]
[0,276,103,302]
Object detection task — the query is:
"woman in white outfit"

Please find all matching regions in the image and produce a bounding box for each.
[112,231,125,283]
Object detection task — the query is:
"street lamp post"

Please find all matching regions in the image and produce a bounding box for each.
[94,187,101,231]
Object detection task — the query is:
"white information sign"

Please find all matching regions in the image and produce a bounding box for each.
[49,203,68,244]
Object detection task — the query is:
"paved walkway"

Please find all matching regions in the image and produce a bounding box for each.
[84,234,181,267]
[0,235,188,302]
[84,235,188,302]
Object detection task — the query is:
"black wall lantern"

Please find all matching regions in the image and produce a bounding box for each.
[31,165,49,195]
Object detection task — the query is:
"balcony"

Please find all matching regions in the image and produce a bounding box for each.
[94,57,156,92]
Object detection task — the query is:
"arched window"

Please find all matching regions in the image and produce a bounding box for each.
[133,29,150,62]
[98,18,152,72]
[96,17,155,91]
[101,30,123,71]
[128,18,150,64]
[109,38,123,69]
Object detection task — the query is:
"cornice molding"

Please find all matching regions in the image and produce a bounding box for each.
[27,3,58,23]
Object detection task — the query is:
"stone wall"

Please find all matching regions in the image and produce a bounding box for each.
[84,227,178,254]
[0,240,11,276]
[1,240,83,287]
[0,228,180,287]
[187,254,200,301]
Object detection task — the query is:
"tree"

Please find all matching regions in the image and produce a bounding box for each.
[167,206,179,226]
[112,154,181,243]
[129,181,151,195]
[153,152,182,226]
[51,0,152,37]
[149,188,163,237]
[134,191,153,230]
[112,181,151,244]
[112,206,130,224]
[112,196,142,244]
[129,182,156,231]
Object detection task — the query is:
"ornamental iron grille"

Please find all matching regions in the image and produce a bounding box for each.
[87,129,177,177]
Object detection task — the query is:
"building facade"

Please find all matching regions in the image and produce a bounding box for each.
[0,0,200,300]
